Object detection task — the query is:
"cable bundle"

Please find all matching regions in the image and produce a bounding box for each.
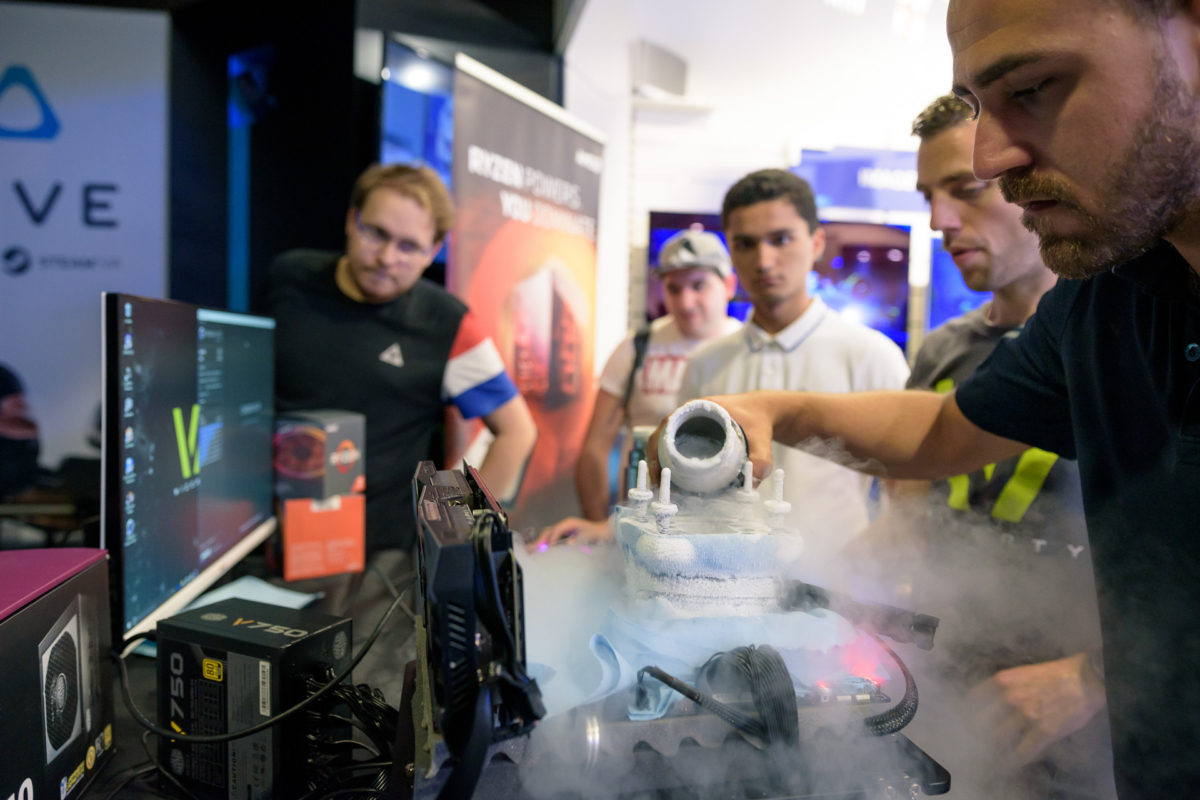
[300,669,398,800]
[640,645,799,747]
[702,645,800,747]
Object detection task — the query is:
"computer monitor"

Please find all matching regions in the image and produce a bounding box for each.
[100,293,277,641]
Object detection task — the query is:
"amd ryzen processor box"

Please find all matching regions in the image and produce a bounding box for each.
[273,410,365,500]
[0,549,115,800]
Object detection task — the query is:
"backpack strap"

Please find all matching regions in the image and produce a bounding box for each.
[620,326,652,415]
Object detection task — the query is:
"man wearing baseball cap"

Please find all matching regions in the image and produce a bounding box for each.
[534,228,740,546]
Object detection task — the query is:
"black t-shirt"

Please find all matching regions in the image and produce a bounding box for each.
[956,242,1200,798]
[907,304,1100,681]
[0,363,39,498]
[256,249,469,552]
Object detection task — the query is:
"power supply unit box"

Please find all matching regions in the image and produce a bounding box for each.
[155,598,353,800]
[0,549,115,800]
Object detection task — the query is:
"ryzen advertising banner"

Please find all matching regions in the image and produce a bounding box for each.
[0,2,169,467]
[448,54,605,527]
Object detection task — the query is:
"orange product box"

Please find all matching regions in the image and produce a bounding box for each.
[281,494,365,582]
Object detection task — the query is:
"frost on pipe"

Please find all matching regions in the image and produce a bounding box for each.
[657,400,749,494]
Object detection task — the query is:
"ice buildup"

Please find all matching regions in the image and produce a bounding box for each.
[656,399,750,494]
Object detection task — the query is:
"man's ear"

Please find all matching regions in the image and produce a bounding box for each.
[723,272,738,301]
[810,227,827,262]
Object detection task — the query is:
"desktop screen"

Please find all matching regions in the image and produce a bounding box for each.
[102,294,275,636]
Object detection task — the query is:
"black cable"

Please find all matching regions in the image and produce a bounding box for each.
[313,739,382,758]
[863,633,919,736]
[101,764,155,800]
[372,564,400,600]
[739,646,799,747]
[297,761,393,800]
[639,665,767,739]
[313,789,388,800]
[140,731,204,800]
[115,591,405,744]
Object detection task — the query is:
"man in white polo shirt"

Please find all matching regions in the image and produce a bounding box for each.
[677,169,910,559]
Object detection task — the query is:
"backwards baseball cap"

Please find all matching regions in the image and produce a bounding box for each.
[657,229,732,278]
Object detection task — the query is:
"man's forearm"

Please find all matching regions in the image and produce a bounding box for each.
[575,447,611,522]
[757,389,1026,479]
[478,428,536,501]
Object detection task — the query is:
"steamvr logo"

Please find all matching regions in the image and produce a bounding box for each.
[173,404,201,478]
[0,65,60,140]
[2,246,31,275]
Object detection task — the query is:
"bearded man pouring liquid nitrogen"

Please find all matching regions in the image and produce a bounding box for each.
[650,1,1200,795]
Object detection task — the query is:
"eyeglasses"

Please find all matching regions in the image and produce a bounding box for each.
[354,213,437,256]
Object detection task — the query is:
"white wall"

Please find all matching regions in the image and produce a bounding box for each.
[562,0,635,375]
[565,0,953,363]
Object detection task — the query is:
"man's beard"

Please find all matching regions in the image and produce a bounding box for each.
[999,58,1200,279]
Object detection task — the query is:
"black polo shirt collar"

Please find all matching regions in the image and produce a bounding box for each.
[1111,239,1200,305]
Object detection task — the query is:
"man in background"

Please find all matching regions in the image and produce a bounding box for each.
[893,94,1112,798]
[257,164,537,554]
[676,169,911,558]
[534,229,739,548]
[580,230,739,518]
[0,363,39,499]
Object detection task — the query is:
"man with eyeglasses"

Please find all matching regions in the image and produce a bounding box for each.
[258,164,537,555]
[675,169,911,559]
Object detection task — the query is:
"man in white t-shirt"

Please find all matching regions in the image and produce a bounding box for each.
[675,169,910,560]
[576,229,740,522]
[530,231,740,548]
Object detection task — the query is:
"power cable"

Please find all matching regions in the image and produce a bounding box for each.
[114,591,404,744]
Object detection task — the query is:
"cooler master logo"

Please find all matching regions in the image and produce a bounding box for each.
[330,440,360,474]
[172,404,201,478]
[0,65,61,139]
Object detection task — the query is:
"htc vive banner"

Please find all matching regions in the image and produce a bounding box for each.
[448,54,605,526]
[0,3,168,466]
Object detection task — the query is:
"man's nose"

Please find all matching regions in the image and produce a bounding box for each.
[929,196,963,237]
[677,288,701,309]
[756,242,778,268]
[972,108,1033,181]
[380,241,410,266]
